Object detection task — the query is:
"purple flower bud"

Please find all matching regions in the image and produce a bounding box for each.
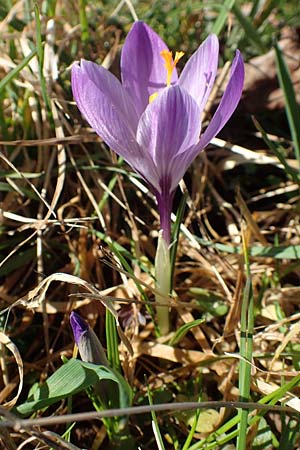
[70,311,108,367]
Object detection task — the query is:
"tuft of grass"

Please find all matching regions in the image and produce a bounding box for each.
[274,41,300,168]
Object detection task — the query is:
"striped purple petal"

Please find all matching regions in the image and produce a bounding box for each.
[71,61,139,157]
[179,34,219,112]
[70,311,89,346]
[136,85,201,183]
[121,21,177,116]
[196,50,245,150]
[182,49,244,165]
[72,60,162,191]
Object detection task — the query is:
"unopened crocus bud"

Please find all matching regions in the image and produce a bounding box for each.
[70,311,108,367]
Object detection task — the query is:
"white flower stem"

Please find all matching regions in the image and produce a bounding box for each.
[155,231,171,335]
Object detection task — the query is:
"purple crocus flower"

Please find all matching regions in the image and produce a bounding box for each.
[70,311,108,366]
[71,21,244,244]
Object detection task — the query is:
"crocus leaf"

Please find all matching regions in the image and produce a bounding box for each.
[15,359,132,417]
[232,3,266,53]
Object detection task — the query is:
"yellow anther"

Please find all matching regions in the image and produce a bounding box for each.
[148,49,185,104]
[160,49,184,86]
[149,92,159,103]
[174,51,185,65]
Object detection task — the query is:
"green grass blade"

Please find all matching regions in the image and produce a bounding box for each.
[147,385,166,450]
[169,318,204,346]
[237,233,254,450]
[189,374,300,449]
[279,418,299,450]
[251,0,278,28]
[78,0,89,44]
[42,0,57,17]
[212,0,236,36]
[232,3,266,52]
[106,310,121,373]
[253,117,300,183]
[274,42,300,168]
[0,49,37,93]
[181,399,201,450]
[98,173,119,211]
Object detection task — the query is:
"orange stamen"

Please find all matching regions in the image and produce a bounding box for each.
[160,49,184,86]
[148,49,185,104]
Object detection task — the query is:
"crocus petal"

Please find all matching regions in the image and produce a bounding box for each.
[121,21,177,116]
[72,62,138,156]
[70,311,88,346]
[168,51,244,191]
[195,50,244,151]
[179,34,219,112]
[72,61,160,190]
[81,59,139,129]
[71,61,140,156]
[168,143,198,192]
[136,85,201,187]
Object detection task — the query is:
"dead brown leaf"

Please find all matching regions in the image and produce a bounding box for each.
[242,27,300,112]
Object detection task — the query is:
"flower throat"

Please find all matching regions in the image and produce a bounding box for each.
[149,50,184,103]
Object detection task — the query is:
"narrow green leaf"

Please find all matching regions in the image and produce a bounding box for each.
[188,374,300,449]
[253,117,300,184]
[274,42,300,167]
[106,310,121,373]
[0,248,36,276]
[43,0,57,16]
[0,171,43,179]
[212,0,236,36]
[279,418,299,450]
[147,385,166,450]
[236,224,254,450]
[169,318,204,346]
[0,49,37,94]
[194,236,300,260]
[78,0,89,44]
[232,3,266,52]
[237,277,253,450]
[251,0,278,28]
